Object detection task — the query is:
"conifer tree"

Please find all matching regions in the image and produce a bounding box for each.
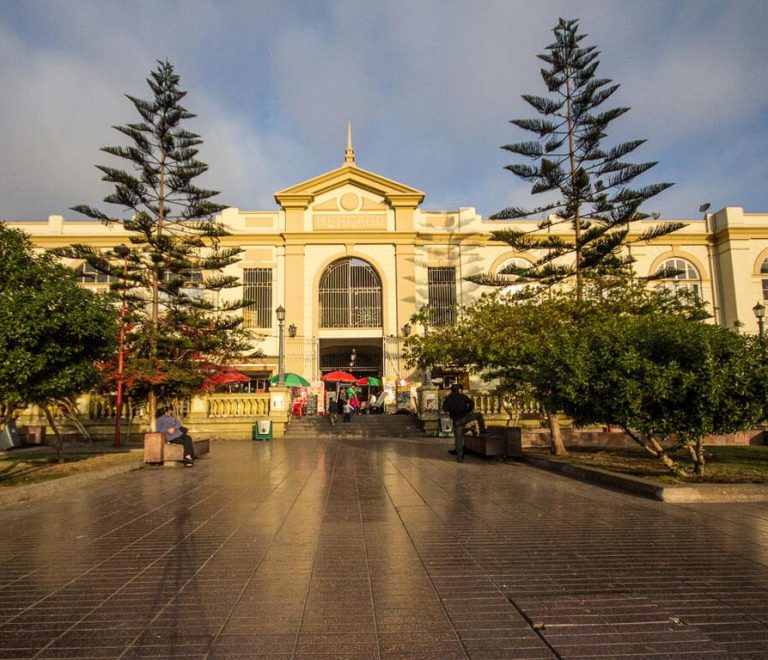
[58,60,250,428]
[478,18,683,300]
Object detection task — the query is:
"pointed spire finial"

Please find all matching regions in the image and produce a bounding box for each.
[344,121,356,165]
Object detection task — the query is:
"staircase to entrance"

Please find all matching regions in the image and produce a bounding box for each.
[285,414,424,439]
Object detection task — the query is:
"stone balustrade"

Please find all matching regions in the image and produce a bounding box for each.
[204,394,270,418]
[418,387,545,436]
[56,393,276,441]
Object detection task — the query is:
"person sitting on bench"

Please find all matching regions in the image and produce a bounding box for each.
[156,407,195,467]
[442,383,488,462]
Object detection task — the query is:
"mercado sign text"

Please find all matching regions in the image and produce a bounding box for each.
[313,214,387,230]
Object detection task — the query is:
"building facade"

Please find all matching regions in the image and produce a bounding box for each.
[9,139,768,389]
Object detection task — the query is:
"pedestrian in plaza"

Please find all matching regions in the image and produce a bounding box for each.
[442,383,488,462]
[328,393,338,425]
[342,397,352,423]
[156,406,195,467]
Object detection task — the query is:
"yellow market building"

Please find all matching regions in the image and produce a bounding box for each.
[8,138,768,394]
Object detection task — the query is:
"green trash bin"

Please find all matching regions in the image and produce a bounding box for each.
[252,419,272,441]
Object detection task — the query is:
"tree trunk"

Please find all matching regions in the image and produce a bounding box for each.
[148,392,157,432]
[548,411,568,456]
[1,404,18,428]
[148,149,166,434]
[564,64,583,302]
[625,429,687,478]
[687,437,706,477]
[42,405,64,463]
[56,398,91,442]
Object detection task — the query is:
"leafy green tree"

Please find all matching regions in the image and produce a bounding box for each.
[478,17,683,300]
[56,61,251,427]
[406,282,708,457]
[548,313,768,477]
[0,225,117,456]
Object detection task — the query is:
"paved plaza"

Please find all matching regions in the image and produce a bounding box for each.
[0,436,767,659]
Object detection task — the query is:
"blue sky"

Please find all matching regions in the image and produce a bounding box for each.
[0,0,766,221]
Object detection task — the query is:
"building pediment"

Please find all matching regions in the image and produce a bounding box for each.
[274,163,425,211]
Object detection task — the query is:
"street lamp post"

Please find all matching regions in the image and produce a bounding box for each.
[420,304,432,386]
[276,305,286,386]
[753,301,765,337]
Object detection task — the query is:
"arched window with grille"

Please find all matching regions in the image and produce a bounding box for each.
[319,258,382,328]
[656,258,701,297]
[760,258,768,300]
[495,257,533,298]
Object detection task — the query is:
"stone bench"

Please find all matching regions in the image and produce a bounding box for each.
[143,433,210,466]
[462,425,523,459]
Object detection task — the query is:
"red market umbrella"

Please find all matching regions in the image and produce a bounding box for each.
[356,376,381,386]
[212,370,250,385]
[201,368,251,392]
[321,370,357,383]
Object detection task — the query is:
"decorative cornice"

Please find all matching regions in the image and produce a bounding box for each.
[387,193,425,208]
[274,194,314,210]
[711,227,768,243]
[274,163,424,209]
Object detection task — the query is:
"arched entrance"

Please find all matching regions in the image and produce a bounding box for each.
[318,258,383,377]
[318,258,382,328]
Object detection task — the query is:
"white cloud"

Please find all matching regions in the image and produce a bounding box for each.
[0,0,765,221]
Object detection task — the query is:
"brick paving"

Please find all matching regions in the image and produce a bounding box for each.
[0,436,766,659]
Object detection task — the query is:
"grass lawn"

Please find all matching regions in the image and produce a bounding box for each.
[0,451,141,488]
[526,445,768,484]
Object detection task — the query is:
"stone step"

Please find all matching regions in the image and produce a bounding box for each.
[286,414,424,439]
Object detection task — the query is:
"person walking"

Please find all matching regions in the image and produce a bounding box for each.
[329,392,339,425]
[156,406,195,467]
[342,397,352,423]
[442,384,488,462]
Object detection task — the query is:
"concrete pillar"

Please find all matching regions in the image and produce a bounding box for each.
[269,386,291,438]
[417,385,440,436]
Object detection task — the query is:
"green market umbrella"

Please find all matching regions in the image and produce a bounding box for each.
[270,372,311,387]
[356,376,381,386]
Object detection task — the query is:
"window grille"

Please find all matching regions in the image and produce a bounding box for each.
[761,258,768,300]
[656,258,701,298]
[243,268,273,329]
[428,267,456,326]
[319,258,382,328]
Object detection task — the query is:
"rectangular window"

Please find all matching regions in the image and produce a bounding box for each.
[78,263,111,283]
[243,268,273,329]
[162,269,203,283]
[428,267,456,326]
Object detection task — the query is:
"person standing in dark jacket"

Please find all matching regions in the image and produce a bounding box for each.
[442,384,487,462]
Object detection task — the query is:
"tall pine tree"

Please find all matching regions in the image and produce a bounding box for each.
[477,18,683,301]
[58,60,250,428]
